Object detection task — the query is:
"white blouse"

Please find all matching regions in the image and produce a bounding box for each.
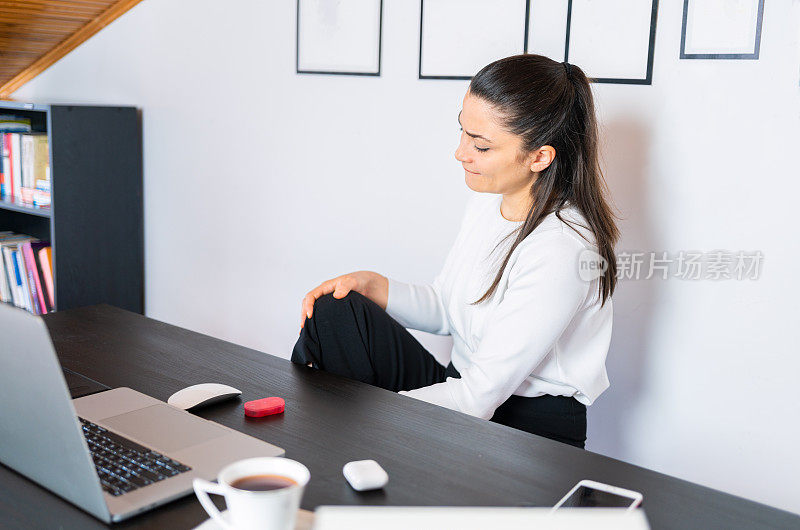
[386,191,613,420]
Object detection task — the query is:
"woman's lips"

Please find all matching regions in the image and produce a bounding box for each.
[464,167,479,174]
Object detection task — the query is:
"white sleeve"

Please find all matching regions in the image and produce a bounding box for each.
[398,232,591,419]
[385,273,449,335]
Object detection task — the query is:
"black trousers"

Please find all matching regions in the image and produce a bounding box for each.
[291,291,587,449]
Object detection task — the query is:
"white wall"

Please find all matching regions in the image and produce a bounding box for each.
[11,0,800,515]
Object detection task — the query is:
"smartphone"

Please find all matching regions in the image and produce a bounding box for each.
[552,479,643,511]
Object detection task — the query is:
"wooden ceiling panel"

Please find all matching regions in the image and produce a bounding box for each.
[0,0,144,98]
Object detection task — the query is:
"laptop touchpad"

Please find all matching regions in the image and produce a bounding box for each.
[101,404,228,453]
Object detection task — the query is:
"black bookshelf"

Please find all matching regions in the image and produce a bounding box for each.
[0,101,143,314]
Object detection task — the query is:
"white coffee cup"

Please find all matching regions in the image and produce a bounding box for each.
[193,457,310,530]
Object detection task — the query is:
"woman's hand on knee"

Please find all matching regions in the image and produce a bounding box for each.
[300,271,387,328]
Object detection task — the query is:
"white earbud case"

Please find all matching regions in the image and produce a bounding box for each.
[343,459,389,491]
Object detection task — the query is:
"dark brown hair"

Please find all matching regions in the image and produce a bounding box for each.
[469,54,619,307]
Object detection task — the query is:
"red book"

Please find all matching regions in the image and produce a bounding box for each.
[9,133,20,201]
[2,133,11,200]
[0,134,5,197]
[22,241,47,314]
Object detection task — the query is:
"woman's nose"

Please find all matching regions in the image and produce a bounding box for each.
[454,139,469,163]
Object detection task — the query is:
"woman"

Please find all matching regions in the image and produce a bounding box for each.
[291,54,619,449]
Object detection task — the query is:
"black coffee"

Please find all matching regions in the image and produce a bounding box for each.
[230,474,297,492]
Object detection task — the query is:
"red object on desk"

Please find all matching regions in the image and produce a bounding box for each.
[244,397,285,417]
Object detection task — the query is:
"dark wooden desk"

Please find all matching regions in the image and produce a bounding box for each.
[1,304,797,529]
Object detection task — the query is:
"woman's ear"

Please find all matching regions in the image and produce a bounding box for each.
[529,145,556,172]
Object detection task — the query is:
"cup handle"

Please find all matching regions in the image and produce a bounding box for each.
[193,478,233,530]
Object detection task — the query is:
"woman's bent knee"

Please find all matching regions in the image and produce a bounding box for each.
[313,291,367,318]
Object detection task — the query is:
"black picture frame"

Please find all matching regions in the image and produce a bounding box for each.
[418,0,531,80]
[296,0,384,76]
[679,0,764,60]
[419,0,657,85]
[564,0,659,85]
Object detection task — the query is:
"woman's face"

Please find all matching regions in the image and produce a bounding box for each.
[454,91,553,197]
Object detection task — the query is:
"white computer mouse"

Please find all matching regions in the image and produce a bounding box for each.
[167,383,242,410]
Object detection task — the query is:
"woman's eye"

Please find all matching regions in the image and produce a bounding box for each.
[459,128,489,152]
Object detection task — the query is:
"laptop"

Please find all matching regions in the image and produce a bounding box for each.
[0,303,284,523]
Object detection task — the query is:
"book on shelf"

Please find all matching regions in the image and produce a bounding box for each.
[37,245,55,309]
[23,241,47,315]
[0,115,31,133]
[0,231,54,314]
[0,131,50,207]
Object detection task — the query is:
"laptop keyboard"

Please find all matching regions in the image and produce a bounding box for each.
[79,417,192,496]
